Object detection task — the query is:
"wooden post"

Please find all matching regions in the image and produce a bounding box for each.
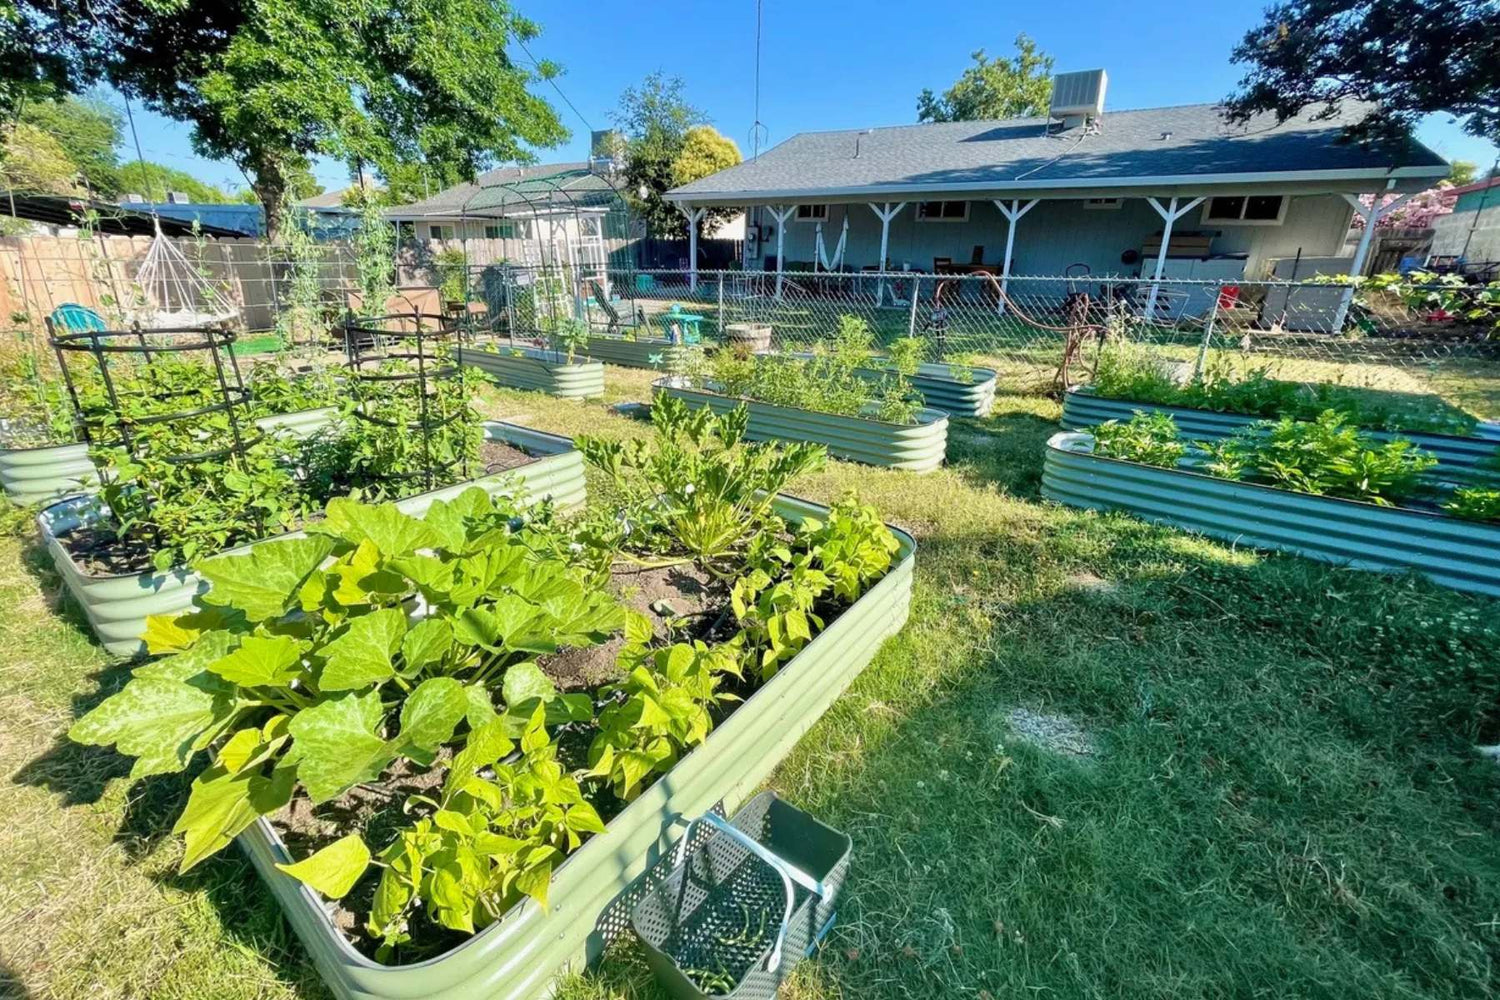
[767,205,796,301]
[1145,195,1205,321]
[678,205,707,291]
[867,202,906,305]
[1334,185,1415,333]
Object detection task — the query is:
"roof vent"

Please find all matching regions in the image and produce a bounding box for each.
[1050,69,1108,126]
[167,191,192,204]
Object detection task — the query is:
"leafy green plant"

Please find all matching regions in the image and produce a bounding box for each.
[577,395,825,578]
[434,246,470,306]
[247,360,341,418]
[588,613,741,801]
[1442,488,1500,521]
[731,493,899,679]
[1091,412,1186,469]
[0,351,75,448]
[1204,410,1437,506]
[548,317,589,365]
[68,488,624,872]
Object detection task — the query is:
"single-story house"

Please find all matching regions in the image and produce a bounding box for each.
[666,70,1449,324]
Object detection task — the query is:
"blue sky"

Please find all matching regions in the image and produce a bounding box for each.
[117,0,1499,196]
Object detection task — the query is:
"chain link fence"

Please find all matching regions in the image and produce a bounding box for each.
[527,266,1496,423]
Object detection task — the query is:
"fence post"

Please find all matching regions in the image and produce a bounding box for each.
[716,271,724,340]
[1194,285,1221,379]
[504,268,516,345]
[907,275,920,339]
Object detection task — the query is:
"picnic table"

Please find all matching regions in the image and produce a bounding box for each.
[664,304,704,344]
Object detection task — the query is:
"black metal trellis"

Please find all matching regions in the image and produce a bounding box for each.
[341,310,470,491]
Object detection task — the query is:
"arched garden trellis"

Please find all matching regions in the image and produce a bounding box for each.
[454,167,634,347]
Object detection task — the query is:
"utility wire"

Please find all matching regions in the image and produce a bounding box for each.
[514,36,596,136]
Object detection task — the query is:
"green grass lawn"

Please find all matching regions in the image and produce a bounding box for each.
[3,367,1498,999]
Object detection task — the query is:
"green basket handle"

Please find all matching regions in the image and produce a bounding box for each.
[679,810,827,973]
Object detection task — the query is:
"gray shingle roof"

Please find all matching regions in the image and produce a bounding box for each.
[669,104,1448,203]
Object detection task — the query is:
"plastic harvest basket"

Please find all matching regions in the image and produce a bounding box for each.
[631,792,851,999]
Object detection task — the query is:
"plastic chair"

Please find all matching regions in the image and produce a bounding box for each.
[49,303,108,333]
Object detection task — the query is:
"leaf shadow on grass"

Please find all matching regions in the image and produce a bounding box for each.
[941,409,1059,499]
[0,959,34,1000]
[16,532,103,643]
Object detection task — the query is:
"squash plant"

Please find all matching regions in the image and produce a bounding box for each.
[576,395,825,579]
[69,487,625,872]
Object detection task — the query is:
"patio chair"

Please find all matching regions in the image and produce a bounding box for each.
[589,280,622,334]
[48,303,108,333]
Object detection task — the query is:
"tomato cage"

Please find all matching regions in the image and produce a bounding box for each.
[340,310,475,491]
[48,322,261,464]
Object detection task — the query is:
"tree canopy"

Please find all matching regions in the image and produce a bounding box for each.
[0,122,81,195]
[1224,0,1500,145]
[18,95,122,195]
[8,0,567,238]
[117,161,237,203]
[671,126,741,235]
[917,36,1054,123]
[612,72,709,237]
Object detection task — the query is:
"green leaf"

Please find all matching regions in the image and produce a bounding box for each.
[173,747,295,871]
[197,535,337,622]
[401,617,453,674]
[314,498,440,556]
[501,661,557,709]
[286,690,392,803]
[514,859,553,910]
[70,641,242,779]
[276,834,371,899]
[318,608,407,691]
[397,677,468,755]
[207,634,306,688]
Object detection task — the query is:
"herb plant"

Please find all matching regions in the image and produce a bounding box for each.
[1091,411,1186,468]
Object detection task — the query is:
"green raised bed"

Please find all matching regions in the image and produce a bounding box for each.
[1061,388,1500,482]
[1042,429,1500,597]
[459,344,605,398]
[237,493,915,1000]
[655,377,949,473]
[585,336,694,371]
[37,422,586,658]
[782,354,998,418]
[0,438,95,505]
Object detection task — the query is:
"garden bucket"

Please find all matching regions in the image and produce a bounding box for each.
[631,792,850,999]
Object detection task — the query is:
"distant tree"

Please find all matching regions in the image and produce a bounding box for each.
[116,161,235,203]
[916,36,1054,123]
[1224,1,1500,145]
[671,127,741,235]
[8,0,567,241]
[612,72,708,238]
[373,159,467,207]
[0,122,82,195]
[1447,160,1478,187]
[18,95,122,195]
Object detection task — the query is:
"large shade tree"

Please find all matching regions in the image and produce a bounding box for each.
[1224,0,1500,144]
[916,35,1054,123]
[612,72,710,238]
[6,0,567,239]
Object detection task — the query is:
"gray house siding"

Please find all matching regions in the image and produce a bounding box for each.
[754,193,1352,280]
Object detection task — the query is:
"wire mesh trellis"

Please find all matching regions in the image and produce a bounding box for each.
[474,266,1498,423]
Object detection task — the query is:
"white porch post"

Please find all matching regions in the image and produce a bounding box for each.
[678,204,706,290]
[1333,185,1416,333]
[1144,196,1205,320]
[767,204,795,301]
[993,198,1038,314]
[867,202,906,305]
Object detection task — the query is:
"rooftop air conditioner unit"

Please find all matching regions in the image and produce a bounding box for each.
[1050,69,1108,123]
[167,191,192,204]
[123,193,146,204]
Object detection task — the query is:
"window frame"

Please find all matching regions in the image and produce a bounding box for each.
[483,222,516,240]
[1082,197,1123,210]
[915,200,971,223]
[1201,193,1288,226]
[793,203,829,223]
[427,223,454,241]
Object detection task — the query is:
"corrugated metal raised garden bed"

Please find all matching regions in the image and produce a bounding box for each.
[1042,429,1500,597]
[458,344,605,398]
[781,354,998,418]
[39,421,585,657]
[655,376,949,473]
[237,491,915,1000]
[1061,387,1500,482]
[585,335,694,371]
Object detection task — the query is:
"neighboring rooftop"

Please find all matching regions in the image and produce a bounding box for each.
[669,103,1449,204]
[386,162,623,218]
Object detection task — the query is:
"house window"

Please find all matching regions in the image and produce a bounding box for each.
[916,200,969,222]
[579,216,601,237]
[428,223,453,240]
[1203,194,1287,225]
[794,204,828,222]
[483,222,516,239]
[1083,197,1122,210]
[396,221,416,245]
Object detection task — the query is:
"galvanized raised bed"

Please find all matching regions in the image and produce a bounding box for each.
[0,439,95,505]
[585,336,694,371]
[238,492,915,1000]
[38,422,586,657]
[0,407,343,507]
[1042,430,1500,597]
[655,377,949,473]
[781,354,998,418]
[1061,388,1500,482]
[458,344,605,398]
